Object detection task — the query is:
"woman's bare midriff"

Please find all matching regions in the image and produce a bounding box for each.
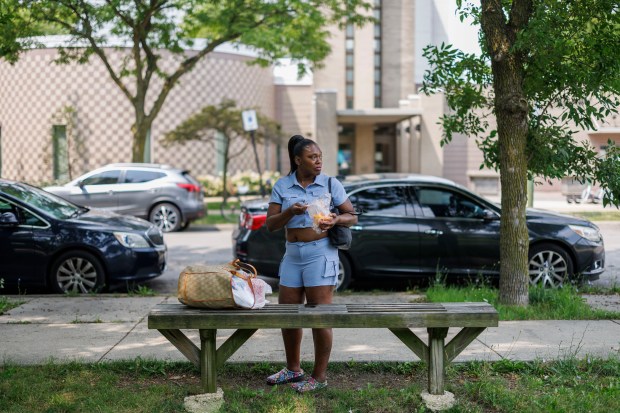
[286,227,329,243]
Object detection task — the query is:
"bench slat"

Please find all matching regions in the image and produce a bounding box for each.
[148,303,498,330]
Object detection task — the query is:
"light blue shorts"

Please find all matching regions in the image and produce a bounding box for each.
[278,237,339,288]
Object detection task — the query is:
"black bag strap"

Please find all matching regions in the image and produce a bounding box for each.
[328,176,360,215]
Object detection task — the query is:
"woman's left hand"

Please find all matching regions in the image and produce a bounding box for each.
[318,213,338,232]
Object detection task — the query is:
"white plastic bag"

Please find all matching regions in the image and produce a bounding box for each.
[231,270,273,309]
[306,193,332,234]
[251,278,273,309]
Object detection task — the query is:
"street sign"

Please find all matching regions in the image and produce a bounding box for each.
[242,110,258,131]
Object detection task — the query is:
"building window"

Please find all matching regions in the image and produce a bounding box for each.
[143,128,152,163]
[345,23,354,110]
[52,125,69,182]
[373,1,382,108]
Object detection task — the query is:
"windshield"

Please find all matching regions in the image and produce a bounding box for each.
[0,182,84,220]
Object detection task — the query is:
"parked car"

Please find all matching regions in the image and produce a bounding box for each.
[45,163,205,232]
[0,179,166,294]
[232,173,605,290]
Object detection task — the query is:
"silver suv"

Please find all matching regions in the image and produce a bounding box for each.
[45,163,205,232]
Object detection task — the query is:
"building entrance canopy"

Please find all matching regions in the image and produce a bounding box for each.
[337,107,422,124]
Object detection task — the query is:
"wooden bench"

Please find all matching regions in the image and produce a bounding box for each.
[148,302,498,395]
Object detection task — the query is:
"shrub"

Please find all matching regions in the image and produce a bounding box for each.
[197,170,281,197]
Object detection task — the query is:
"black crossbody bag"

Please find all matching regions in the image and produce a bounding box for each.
[327,177,356,250]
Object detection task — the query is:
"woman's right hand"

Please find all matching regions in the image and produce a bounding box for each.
[289,202,308,215]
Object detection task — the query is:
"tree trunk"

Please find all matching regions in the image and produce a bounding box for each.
[131,105,153,162]
[481,0,532,306]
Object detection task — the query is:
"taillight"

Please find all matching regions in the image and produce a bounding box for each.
[243,213,267,230]
[177,183,202,193]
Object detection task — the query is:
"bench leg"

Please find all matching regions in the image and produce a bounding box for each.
[200,329,218,393]
[428,327,449,395]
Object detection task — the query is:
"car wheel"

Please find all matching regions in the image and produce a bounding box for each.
[335,252,352,291]
[150,202,182,232]
[180,221,191,231]
[528,243,574,288]
[50,251,105,294]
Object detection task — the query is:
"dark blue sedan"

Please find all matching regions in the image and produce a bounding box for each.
[0,180,166,294]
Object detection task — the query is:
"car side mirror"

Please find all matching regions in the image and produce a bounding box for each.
[0,212,19,226]
[77,180,85,188]
[481,209,499,221]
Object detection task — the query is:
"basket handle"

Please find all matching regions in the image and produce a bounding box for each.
[230,259,258,278]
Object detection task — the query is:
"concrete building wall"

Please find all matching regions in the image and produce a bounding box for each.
[353,22,375,109]
[274,84,314,146]
[0,47,275,184]
[418,93,444,176]
[313,26,346,109]
[382,0,415,108]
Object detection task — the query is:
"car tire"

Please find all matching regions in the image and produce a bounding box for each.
[528,243,574,288]
[150,202,182,232]
[180,221,191,231]
[336,252,352,292]
[50,251,106,294]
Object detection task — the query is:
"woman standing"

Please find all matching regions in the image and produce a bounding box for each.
[265,135,357,393]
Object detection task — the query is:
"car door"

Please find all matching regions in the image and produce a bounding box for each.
[69,169,122,211]
[413,186,501,278]
[0,198,38,286]
[114,169,167,217]
[347,184,419,279]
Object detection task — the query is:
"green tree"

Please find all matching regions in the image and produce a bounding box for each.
[421,0,620,305]
[162,99,282,205]
[0,0,371,162]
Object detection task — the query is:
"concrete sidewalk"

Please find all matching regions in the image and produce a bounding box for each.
[1,294,619,365]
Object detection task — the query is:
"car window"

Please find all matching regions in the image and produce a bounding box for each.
[0,196,48,226]
[124,170,166,183]
[349,185,414,216]
[415,188,484,218]
[2,183,81,219]
[19,207,47,227]
[0,199,13,214]
[81,170,121,185]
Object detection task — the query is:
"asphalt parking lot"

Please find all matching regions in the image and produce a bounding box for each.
[143,220,620,295]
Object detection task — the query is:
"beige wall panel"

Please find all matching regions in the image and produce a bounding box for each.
[418,93,443,176]
[0,47,275,184]
[354,24,375,109]
[315,91,339,177]
[274,85,313,139]
[382,0,415,107]
[313,26,346,109]
[442,133,469,187]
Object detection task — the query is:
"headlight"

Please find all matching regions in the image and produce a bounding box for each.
[569,225,602,242]
[114,232,150,248]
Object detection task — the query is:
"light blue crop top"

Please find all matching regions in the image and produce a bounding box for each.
[269,173,348,229]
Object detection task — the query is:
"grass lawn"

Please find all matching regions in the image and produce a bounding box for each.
[1,358,619,412]
[2,274,619,411]
[422,284,620,320]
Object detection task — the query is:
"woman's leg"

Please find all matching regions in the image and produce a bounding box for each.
[305,285,334,382]
[279,285,305,371]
